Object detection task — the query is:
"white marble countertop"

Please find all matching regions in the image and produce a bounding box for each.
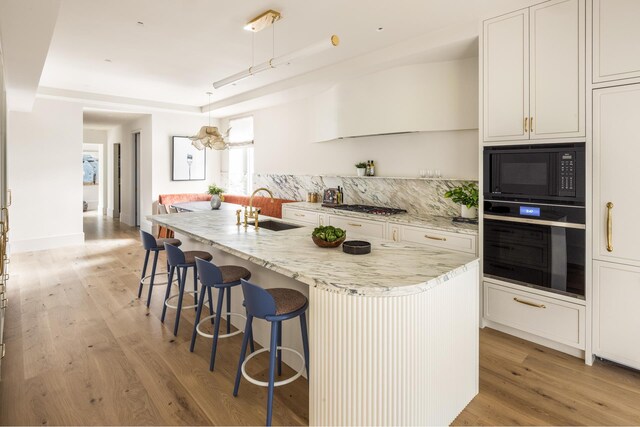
[148,209,478,297]
[284,202,478,235]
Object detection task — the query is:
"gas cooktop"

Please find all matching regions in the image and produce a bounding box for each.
[326,204,407,216]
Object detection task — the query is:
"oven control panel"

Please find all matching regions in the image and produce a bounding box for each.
[559,152,576,197]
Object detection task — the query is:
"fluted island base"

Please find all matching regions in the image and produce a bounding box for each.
[309,263,479,426]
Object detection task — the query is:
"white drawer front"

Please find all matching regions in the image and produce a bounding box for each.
[328,215,385,239]
[484,282,585,349]
[282,208,320,226]
[401,225,476,254]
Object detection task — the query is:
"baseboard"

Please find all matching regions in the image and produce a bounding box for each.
[483,319,585,360]
[11,232,85,253]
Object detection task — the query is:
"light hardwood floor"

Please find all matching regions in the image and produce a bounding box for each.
[1,213,639,425]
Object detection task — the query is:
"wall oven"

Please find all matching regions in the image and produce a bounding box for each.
[484,201,585,298]
[483,143,585,205]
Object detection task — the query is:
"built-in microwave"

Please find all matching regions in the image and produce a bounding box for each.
[483,143,585,205]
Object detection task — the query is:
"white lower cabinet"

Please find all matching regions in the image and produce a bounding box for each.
[327,215,386,239]
[593,261,640,370]
[484,281,585,349]
[282,206,324,227]
[400,224,477,255]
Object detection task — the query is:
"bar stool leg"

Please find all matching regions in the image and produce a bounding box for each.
[248,318,255,354]
[233,315,253,396]
[207,286,214,323]
[190,285,208,352]
[193,264,198,310]
[209,287,226,371]
[277,321,282,376]
[266,321,279,426]
[161,266,175,323]
[138,249,150,298]
[173,267,188,336]
[146,250,159,307]
[300,311,310,379]
[226,288,232,334]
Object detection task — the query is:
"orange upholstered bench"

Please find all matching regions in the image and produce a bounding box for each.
[221,194,295,219]
[157,193,212,238]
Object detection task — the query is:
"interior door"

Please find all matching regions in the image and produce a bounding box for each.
[529,0,585,139]
[483,8,530,142]
[593,84,640,266]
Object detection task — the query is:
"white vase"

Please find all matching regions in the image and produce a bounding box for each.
[210,195,222,209]
[461,205,477,219]
[356,168,366,177]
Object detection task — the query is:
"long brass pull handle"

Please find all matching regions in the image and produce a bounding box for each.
[294,213,305,217]
[7,189,11,207]
[425,235,447,241]
[392,229,398,242]
[348,223,362,227]
[524,117,528,132]
[606,202,614,252]
[513,297,546,309]
[530,116,534,133]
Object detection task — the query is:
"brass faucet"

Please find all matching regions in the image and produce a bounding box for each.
[243,187,275,229]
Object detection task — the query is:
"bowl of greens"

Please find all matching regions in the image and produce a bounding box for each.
[311,225,346,248]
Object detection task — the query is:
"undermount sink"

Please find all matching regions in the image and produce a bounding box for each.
[258,220,303,232]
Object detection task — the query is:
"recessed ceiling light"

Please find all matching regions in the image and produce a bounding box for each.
[104,58,112,63]
[376,27,384,32]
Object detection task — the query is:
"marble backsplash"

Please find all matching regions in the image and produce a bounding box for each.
[254,174,477,217]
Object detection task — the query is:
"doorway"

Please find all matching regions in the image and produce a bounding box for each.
[133,132,140,228]
[113,143,121,219]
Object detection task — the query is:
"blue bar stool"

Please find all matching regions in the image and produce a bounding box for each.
[138,230,181,307]
[161,243,213,336]
[233,279,309,426]
[190,258,254,371]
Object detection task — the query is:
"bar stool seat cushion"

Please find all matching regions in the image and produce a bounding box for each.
[156,238,182,249]
[220,265,252,284]
[184,251,213,264]
[266,288,307,315]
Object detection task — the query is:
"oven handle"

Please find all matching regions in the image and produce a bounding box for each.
[484,214,585,229]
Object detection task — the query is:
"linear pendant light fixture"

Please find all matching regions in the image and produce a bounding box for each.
[212,9,340,89]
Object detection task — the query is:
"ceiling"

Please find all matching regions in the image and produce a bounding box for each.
[83,110,148,129]
[38,0,539,109]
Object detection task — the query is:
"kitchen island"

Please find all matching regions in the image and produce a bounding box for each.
[148,209,479,426]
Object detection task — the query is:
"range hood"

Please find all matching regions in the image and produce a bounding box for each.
[311,58,478,142]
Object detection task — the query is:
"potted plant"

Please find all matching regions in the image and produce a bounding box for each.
[355,162,367,177]
[207,184,225,210]
[444,182,479,219]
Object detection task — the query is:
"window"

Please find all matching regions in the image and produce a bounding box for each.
[226,116,254,195]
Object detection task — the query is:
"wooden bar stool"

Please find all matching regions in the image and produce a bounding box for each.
[233,279,309,426]
[161,243,212,336]
[190,258,254,371]
[138,230,181,307]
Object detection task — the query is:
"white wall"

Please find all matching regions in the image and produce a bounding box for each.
[7,98,84,252]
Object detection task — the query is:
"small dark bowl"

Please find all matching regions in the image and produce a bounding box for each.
[312,235,346,248]
[342,240,371,255]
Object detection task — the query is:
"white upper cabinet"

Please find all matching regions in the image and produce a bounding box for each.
[593,0,640,84]
[482,0,585,143]
[593,84,640,266]
[483,9,529,142]
[530,0,585,139]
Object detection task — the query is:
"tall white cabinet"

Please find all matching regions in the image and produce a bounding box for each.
[592,84,640,369]
[483,0,585,142]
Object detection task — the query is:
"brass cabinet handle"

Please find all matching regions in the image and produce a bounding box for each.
[0,342,5,359]
[524,117,528,132]
[392,229,398,242]
[530,116,534,133]
[425,234,446,241]
[294,213,305,217]
[348,223,362,227]
[606,202,614,252]
[513,297,546,309]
